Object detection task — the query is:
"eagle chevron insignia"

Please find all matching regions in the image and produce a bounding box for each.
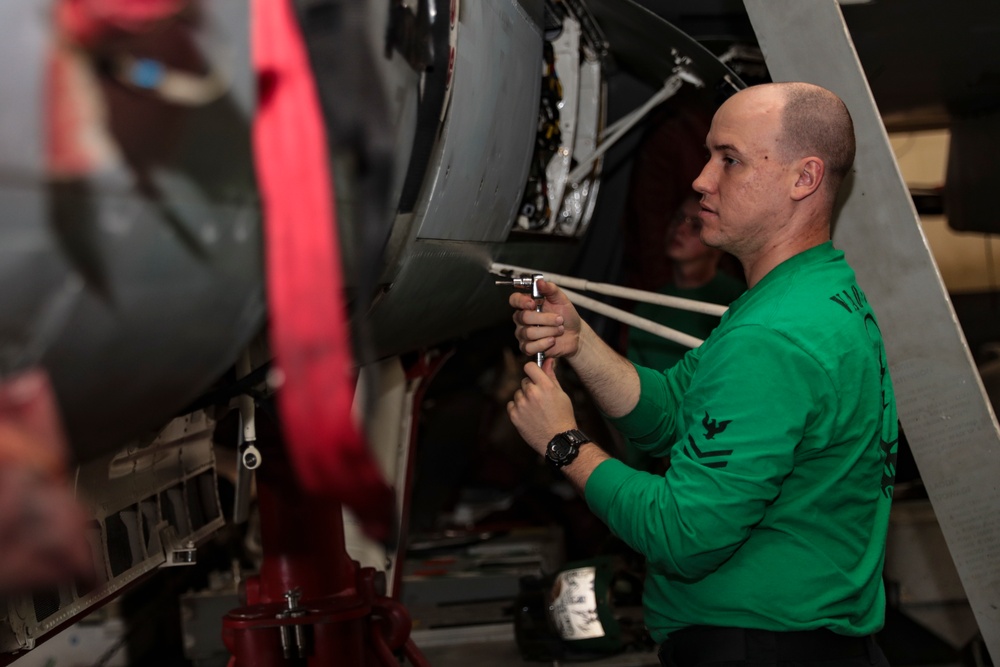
[702,412,732,440]
[685,435,733,469]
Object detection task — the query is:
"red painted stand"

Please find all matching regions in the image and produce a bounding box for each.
[221,443,429,667]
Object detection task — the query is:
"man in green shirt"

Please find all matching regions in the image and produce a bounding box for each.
[508,82,896,667]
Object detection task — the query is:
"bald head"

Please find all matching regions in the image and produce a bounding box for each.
[694,83,854,275]
[769,82,856,194]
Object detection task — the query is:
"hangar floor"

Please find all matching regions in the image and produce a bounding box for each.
[417,636,660,667]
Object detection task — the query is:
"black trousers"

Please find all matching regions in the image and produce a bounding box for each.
[657,627,890,667]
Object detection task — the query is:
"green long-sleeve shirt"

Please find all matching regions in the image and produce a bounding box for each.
[586,242,897,641]
[627,272,746,372]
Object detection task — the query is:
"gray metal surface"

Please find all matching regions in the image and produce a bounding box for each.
[885,500,981,649]
[3,411,223,653]
[363,0,556,356]
[744,0,1000,656]
[180,586,241,667]
[413,0,541,243]
[0,0,263,457]
[368,236,582,359]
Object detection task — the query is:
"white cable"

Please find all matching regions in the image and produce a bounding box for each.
[561,288,703,349]
[490,262,730,316]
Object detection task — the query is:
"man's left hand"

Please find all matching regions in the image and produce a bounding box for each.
[507,358,577,456]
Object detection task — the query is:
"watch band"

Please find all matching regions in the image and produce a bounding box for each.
[545,429,591,469]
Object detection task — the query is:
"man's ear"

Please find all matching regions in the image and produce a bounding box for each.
[791,157,824,201]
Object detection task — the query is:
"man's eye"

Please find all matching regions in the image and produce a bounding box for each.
[723,156,738,166]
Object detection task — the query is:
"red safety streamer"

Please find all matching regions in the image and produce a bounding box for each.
[251,0,393,540]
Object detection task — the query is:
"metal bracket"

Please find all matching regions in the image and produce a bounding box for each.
[566,50,703,185]
[161,526,197,567]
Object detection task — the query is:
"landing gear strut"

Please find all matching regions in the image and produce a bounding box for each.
[221,438,428,667]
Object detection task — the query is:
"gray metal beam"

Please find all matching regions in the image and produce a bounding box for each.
[744,0,1000,657]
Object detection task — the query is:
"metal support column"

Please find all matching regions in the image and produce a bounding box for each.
[221,427,430,666]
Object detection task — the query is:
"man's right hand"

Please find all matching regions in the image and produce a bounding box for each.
[509,279,581,359]
[510,278,642,420]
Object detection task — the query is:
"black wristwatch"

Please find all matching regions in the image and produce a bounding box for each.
[545,429,591,469]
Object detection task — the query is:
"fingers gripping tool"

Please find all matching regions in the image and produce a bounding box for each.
[496,273,545,367]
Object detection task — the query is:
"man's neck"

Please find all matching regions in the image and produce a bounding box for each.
[672,259,718,289]
[742,222,830,288]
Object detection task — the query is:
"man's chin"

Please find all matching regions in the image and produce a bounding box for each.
[699,232,724,250]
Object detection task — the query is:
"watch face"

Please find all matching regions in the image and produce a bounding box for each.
[547,430,586,468]
[551,440,572,461]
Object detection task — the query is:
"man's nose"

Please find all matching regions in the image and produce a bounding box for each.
[692,163,714,194]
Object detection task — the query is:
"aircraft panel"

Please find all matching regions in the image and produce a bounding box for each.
[0,0,264,457]
[413,0,542,243]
